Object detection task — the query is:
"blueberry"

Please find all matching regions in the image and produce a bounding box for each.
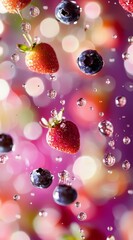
[55,0,81,25]
[77,49,103,75]
[30,168,53,188]
[0,133,13,152]
[53,184,77,205]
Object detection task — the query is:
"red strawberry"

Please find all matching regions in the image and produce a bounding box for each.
[1,0,31,13]
[40,109,80,154]
[119,0,133,13]
[18,42,59,74]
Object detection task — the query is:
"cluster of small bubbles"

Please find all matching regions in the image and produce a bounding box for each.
[47,89,57,99]
[29,6,40,17]
[49,74,57,81]
[84,24,90,31]
[122,52,129,60]
[55,156,62,162]
[34,36,40,44]
[106,235,115,240]
[123,136,131,145]
[122,160,131,170]
[77,212,87,221]
[51,108,57,117]
[128,189,133,195]
[115,96,127,107]
[75,201,81,208]
[11,53,20,62]
[21,22,31,33]
[107,226,113,232]
[13,194,20,201]
[39,209,48,217]
[77,98,87,107]
[0,154,8,164]
[60,99,65,105]
[108,140,115,149]
[103,153,116,167]
[112,34,117,39]
[106,78,111,84]
[43,5,48,10]
[99,112,104,117]
[98,120,114,137]
[128,36,133,44]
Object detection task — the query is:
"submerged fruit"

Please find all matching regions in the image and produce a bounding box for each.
[0,133,13,152]
[53,184,77,205]
[30,168,53,188]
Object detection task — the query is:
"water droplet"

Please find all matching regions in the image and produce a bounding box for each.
[98,120,114,137]
[0,154,8,164]
[21,22,31,33]
[60,99,65,105]
[128,36,133,44]
[51,108,57,117]
[77,98,86,107]
[58,170,70,185]
[107,226,113,231]
[49,74,57,81]
[77,212,87,221]
[99,112,104,117]
[122,160,131,170]
[75,201,81,208]
[106,235,115,240]
[123,136,131,145]
[89,106,94,111]
[13,194,20,201]
[47,89,57,99]
[122,52,129,60]
[115,96,127,107]
[39,209,48,217]
[29,6,40,17]
[11,53,20,62]
[55,156,62,162]
[103,153,116,167]
[84,24,90,31]
[15,154,21,160]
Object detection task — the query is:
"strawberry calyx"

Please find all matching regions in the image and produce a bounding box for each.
[40,108,65,128]
[17,41,36,53]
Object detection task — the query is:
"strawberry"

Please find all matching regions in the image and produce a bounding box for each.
[40,109,80,154]
[1,0,31,13]
[18,42,59,74]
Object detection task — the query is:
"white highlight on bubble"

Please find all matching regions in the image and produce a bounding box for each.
[0,79,10,100]
[84,2,101,19]
[10,231,30,240]
[24,122,42,140]
[25,77,45,97]
[62,35,79,52]
[40,18,60,38]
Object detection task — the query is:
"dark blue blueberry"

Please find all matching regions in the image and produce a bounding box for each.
[30,168,53,188]
[55,0,81,25]
[77,49,103,75]
[53,184,77,206]
[0,133,13,152]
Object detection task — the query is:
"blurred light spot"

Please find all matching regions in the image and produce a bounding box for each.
[40,18,60,38]
[91,25,114,46]
[25,77,45,97]
[10,231,30,240]
[62,35,79,52]
[84,2,101,19]
[0,2,8,13]
[13,173,32,194]
[24,121,42,140]
[124,60,133,76]
[0,201,20,223]
[0,61,16,80]
[0,79,10,100]
[0,20,4,34]
[73,156,98,181]
[0,42,9,58]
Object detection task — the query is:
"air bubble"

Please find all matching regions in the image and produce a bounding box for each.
[99,112,104,117]
[21,22,31,33]
[49,74,57,81]
[122,52,129,60]
[11,53,20,62]
[106,78,111,84]
[34,36,40,44]
[77,98,86,107]
[55,156,62,162]
[103,153,116,167]
[108,140,115,149]
[98,120,114,137]
[128,36,133,44]
[107,226,113,231]
[115,96,127,107]
[47,89,57,99]
[75,201,81,208]
[106,236,115,240]
[39,209,48,217]
[60,100,65,105]
[123,136,131,145]
[13,194,20,201]
[0,154,8,164]
[51,109,57,117]
[122,160,131,170]
[77,212,87,221]
[29,6,40,17]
